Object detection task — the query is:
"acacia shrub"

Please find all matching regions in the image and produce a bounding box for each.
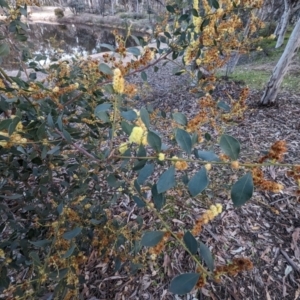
[0,0,298,299]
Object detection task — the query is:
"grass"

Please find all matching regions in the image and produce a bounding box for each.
[218,67,300,92]
[216,25,300,93]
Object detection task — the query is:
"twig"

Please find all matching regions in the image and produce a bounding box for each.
[280,249,300,273]
[63,49,172,107]
[54,128,101,162]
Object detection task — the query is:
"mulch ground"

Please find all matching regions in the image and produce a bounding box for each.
[83,61,300,300]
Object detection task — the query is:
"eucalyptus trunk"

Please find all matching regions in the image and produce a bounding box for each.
[260,17,300,105]
[275,0,291,48]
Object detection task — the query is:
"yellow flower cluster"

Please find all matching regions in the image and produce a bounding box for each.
[192,0,201,33]
[128,112,148,145]
[0,131,27,148]
[184,40,200,65]
[129,127,147,145]
[113,68,125,94]
[158,153,165,161]
[192,204,223,235]
[118,142,128,154]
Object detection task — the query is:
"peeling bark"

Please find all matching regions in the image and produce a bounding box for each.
[260,17,300,105]
[275,0,291,48]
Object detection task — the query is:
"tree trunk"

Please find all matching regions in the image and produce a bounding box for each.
[275,0,291,48]
[260,17,300,105]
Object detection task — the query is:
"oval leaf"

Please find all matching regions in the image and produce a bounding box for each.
[172,112,187,126]
[231,172,253,207]
[147,131,162,152]
[183,231,198,254]
[169,273,200,295]
[157,166,175,194]
[29,239,52,248]
[141,71,147,81]
[152,184,166,210]
[62,244,76,258]
[199,242,214,271]
[176,128,192,155]
[188,168,209,197]
[127,47,140,56]
[99,63,113,75]
[63,227,82,240]
[121,110,137,121]
[0,43,10,57]
[132,195,145,208]
[137,163,154,185]
[219,134,240,160]
[95,103,112,112]
[140,107,150,129]
[141,231,164,247]
[196,150,220,162]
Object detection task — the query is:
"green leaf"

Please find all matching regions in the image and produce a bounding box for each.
[205,132,211,141]
[0,266,10,289]
[164,31,172,38]
[99,43,115,51]
[36,123,46,140]
[179,14,189,22]
[95,103,112,112]
[29,239,52,247]
[95,111,110,123]
[8,116,21,136]
[57,203,63,215]
[99,63,113,75]
[132,196,146,208]
[188,168,209,197]
[0,119,12,131]
[217,101,230,112]
[107,174,122,188]
[147,131,161,152]
[47,113,54,128]
[201,18,210,30]
[141,231,164,247]
[121,110,137,121]
[152,184,165,210]
[140,107,150,129]
[183,231,198,254]
[195,150,220,162]
[157,166,175,194]
[29,251,42,266]
[166,5,175,13]
[210,0,220,9]
[0,0,9,9]
[219,134,240,160]
[175,128,192,155]
[231,172,253,207]
[127,47,141,56]
[63,129,72,143]
[121,121,134,135]
[191,8,199,17]
[0,43,9,57]
[62,244,76,258]
[169,273,200,295]
[63,227,82,240]
[137,163,154,185]
[141,71,147,81]
[199,242,214,271]
[132,195,145,207]
[137,145,146,158]
[172,112,187,126]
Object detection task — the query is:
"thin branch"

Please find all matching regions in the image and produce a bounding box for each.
[63,49,172,108]
[54,128,101,162]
